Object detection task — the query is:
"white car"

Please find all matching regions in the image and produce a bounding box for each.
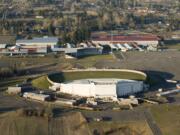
[123,43,133,50]
[116,44,127,52]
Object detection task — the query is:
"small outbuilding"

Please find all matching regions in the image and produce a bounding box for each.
[7,87,22,94]
[23,92,50,101]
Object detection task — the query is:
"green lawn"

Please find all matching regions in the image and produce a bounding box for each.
[149,104,180,135]
[32,76,52,89]
[48,71,146,83]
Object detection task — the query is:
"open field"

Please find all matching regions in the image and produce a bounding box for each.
[88,121,153,135]
[165,44,180,49]
[70,54,115,68]
[99,51,180,81]
[149,104,180,135]
[0,56,60,68]
[0,111,91,135]
[48,70,146,83]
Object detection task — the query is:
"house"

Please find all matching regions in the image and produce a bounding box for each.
[23,92,51,101]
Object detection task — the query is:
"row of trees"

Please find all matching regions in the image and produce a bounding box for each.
[0,63,26,79]
[0,0,179,43]
[59,26,90,45]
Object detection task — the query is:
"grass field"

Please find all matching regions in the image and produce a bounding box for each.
[48,71,147,83]
[32,76,52,89]
[0,56,59,67]
[149,104,180,135]
[0,111,91,135]
[88,121,153,135]
[71,54,115,68]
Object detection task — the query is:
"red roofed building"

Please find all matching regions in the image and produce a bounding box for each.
[91,34,160,51]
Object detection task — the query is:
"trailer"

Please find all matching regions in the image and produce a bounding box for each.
[23,92,50,101]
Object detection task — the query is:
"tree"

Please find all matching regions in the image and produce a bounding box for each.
[48,23,55,36]
[73,26,90,44]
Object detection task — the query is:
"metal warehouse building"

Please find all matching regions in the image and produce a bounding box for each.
[16,37,58,47]
[53,78,144,98]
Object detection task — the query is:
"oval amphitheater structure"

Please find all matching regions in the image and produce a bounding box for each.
[47,69,147,98]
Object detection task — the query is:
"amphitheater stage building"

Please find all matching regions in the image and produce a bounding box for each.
[50,78,144,98]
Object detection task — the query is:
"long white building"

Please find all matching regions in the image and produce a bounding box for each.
[16,37,59,48]
[91,34,160,51]
[51,78,144,98]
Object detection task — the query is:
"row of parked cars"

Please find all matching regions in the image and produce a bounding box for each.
[63,42,147,52]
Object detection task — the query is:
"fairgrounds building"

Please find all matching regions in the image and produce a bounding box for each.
[16,37,59,48]
[58,79,144,98]
[91,34,160,51]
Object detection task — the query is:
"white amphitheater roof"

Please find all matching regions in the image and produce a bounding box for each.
[64,78,138,85]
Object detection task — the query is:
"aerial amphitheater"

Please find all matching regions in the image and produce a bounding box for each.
[47,69,147,98]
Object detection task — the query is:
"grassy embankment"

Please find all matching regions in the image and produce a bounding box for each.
[0,55,115,89]
[149,104,180,135]
[32,70,146,89]
[48,71,146,83]
[32,76,52,89]
[32,54,146,89]
[88,121,153,135]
